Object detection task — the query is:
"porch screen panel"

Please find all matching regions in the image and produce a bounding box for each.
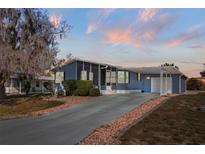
[106,71,111,83]
[125,72,129,83]
[111,71,116,83]
[81,71,87,80]
[89,72,93,81]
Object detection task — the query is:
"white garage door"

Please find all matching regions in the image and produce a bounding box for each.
[151,77,172,94]
[151,77,160,93]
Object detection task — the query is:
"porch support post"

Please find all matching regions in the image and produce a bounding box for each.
[90,63,92,72]
[160,70,163,96]
[98,64,101,91]
[185,79,187,92]
[110,67,112,90]
[179,75,181,94]
[82,61,85,71]
[165,73,168,95]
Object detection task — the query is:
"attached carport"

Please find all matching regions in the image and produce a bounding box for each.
[129,66,187,95]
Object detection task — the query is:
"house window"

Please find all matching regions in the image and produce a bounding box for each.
[137,72,141,81]
[36,81,40,87]
[55,72,64,83]
[125,72,129,83]
[81,70,87,80]
[111,71,116,83]
[117,71,125,83]
[89,72,93,81]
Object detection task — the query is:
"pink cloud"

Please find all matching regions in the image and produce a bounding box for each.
[86,9,117,34]
[187,21,205,32]
[166,31,205,48]
[50,14,61,29]
[142,30,155,40]
[138,9,159,22]
[103,13,174,48]
[139,13,175,41]
[105,30,132,43]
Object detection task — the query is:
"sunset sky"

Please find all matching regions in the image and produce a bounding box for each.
[48,8,205,77]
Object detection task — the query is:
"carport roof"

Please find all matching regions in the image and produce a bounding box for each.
[126,66,187,77]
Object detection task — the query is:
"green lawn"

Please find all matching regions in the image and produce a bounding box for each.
[120,92,205,145]
[0,94,64,118]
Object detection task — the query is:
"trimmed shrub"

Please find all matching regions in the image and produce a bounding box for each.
[76,80,92,89]
[89,88,100,96]
[66,80,95,96]
[74,88,89,96]
[73,89,79,96]
[62,80,77,96]
[57,89,64,96]
[74,80,93,96]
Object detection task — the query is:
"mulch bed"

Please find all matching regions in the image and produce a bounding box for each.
[0,96,92,120]
[80,95,173,145]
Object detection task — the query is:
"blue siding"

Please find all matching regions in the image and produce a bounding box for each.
[142,78,151,92]
[181,77,186,92]
[127,72,143,90]
[172,75,179,93]
[61,62,77,80]
[116,72,143,90]
[116,83,127,90]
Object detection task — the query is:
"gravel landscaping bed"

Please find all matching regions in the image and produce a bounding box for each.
[80,95,172,145]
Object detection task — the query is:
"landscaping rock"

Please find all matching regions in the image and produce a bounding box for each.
[80,96,171,145]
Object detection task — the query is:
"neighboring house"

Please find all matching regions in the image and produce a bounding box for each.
[5,74,54,94]
[53,59,187,95]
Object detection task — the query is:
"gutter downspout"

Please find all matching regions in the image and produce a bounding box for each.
[98,64,101,92]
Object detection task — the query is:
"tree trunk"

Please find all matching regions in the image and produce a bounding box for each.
[0,83,6,100]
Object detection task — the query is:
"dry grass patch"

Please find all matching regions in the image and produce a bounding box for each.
[120,92,205,145]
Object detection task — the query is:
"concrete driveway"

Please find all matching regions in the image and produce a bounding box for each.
[0,93,159,145]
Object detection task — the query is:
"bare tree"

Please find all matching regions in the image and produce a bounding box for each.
[0,9,71,99]
[53,53,76,70]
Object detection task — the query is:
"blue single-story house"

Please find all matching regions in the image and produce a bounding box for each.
[53,59,187,95]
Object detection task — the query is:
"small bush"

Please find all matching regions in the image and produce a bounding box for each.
[76,80,92,89]
[63,80,94,96]
[74,89,89,96]
[73,89,80,96]
[62,80,77,96]
[89,88,100,96]
[57,89,64,96]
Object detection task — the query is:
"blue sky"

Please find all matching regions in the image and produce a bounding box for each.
[48,9,205,77]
